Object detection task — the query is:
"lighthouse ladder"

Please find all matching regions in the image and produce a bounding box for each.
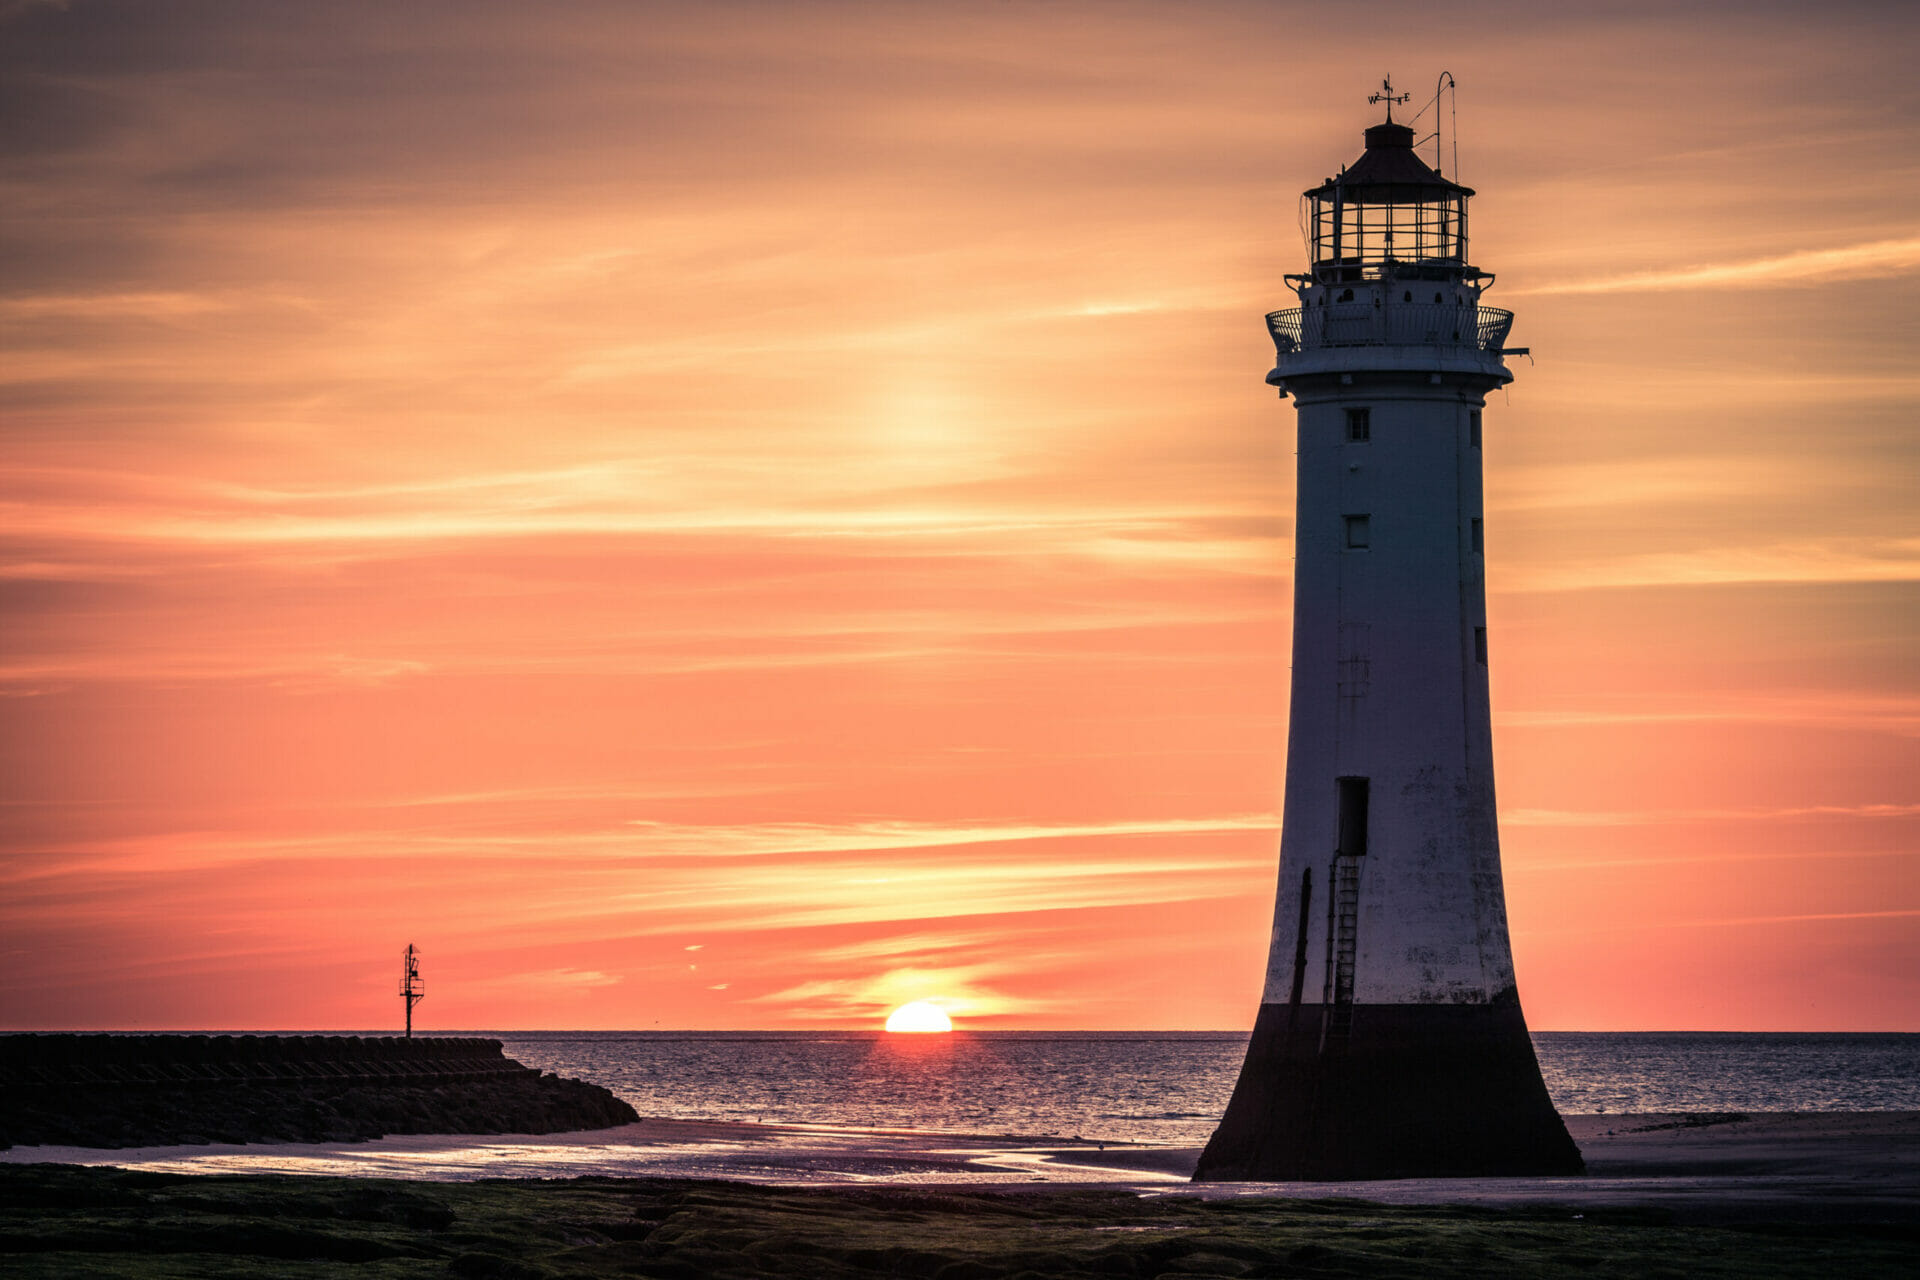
[1327,856,1362,1046]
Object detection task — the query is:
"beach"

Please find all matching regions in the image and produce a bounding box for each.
[7,1111,1916,1220]
[5,1112,1915,1275]
[4,1113,1917,1278]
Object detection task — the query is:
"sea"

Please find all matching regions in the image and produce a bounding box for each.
[472,1031,1920,1148]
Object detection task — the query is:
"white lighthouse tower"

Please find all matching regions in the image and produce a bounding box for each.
[1195,85,1582,1180]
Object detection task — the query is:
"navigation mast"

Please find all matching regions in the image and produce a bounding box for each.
[399,944,425,1039]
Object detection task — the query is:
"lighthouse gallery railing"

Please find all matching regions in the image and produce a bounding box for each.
[1266,304,1514,356]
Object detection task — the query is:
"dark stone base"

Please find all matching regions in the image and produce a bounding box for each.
[1194,1001,1584,1180]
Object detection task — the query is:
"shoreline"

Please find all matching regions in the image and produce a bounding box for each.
[5,1111,1916,1223]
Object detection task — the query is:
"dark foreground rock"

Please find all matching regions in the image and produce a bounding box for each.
[0,1034,638,1149]
[1,1165,1916,1279]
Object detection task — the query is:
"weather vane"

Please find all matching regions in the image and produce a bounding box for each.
[1368,76,1411,123]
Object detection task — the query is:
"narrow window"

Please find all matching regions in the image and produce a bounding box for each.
[1471,517,1483,553]
[1336,778,1370,856]
[1345,407,1371,442]
[1469,409,1482,447]
[1344,514,1370,549]
[1475,626,1488,664]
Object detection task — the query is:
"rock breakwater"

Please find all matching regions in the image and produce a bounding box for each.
[0,1034,638,1149]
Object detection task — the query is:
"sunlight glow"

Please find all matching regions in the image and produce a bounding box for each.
[884,1001,953,1033]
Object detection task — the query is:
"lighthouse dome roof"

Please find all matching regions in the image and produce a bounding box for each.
[1307,120,1473,204]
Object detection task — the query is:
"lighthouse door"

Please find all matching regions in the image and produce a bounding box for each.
[1336,778,1370,858]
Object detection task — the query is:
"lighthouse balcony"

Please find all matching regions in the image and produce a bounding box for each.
[1267,304,1514,357]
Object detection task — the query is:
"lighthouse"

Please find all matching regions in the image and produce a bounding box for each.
[1195,85,1583,1180]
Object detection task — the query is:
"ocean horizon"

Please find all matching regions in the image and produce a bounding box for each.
[21,1029,1913,1149]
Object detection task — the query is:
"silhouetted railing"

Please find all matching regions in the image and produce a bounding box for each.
[1267,304,1514,356]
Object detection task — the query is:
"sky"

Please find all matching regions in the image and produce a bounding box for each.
[2,0,1916,1032]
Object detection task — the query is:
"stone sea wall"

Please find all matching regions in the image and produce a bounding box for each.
[0,1034,639,1149]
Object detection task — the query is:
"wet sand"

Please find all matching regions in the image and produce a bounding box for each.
[6,1111,1917,1223]
[1133,1113,1920,1224]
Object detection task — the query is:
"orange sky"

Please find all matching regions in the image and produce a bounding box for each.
[3,0,1916,1032]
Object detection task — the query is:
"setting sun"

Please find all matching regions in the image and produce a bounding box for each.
[884,1002,953,1034]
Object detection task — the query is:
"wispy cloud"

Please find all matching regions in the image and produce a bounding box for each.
[621,815,1279,860]
[1489,458,1841,514]
[1505,537,1920,591]
[1504,803,1920,828]
[470,966,625,992]
[1497,694,1920,738]
[0,292,257,319]
[3,812,1278,877]
[1520,908,1920,937]
[1693,909,1920,927]
[746,962,1049,1021]
[1515,236,1920,295]
[0,817,1273,948]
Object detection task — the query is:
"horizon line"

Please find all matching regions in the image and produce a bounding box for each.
[5,1026,1915,1036]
